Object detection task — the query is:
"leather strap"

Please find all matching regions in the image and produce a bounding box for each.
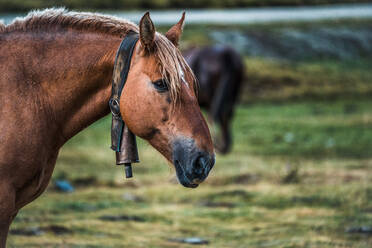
[109,31,139,152]
[109,31,140,178]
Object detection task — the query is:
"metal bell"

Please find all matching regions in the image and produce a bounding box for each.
[115,124,139,178]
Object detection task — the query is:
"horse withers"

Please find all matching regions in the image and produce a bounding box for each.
[0,9,214,246]
[184,46,244,154]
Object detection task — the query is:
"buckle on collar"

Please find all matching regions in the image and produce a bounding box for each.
[109,98,120,116]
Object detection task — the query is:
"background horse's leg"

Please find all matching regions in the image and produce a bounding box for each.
[0,182,16,248]
[214,114,231,154]
[221,116,232,154]
[210,67,233,154]
[212,49,244,154]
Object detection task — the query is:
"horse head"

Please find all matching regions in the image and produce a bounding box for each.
[120,13,215,188]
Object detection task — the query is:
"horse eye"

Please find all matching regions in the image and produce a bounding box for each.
[153,79,168,92]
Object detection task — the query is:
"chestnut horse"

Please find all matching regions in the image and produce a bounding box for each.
[184,46,244,154]
[0,9,215,246]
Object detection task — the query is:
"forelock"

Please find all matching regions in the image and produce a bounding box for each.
[153,33,196,106]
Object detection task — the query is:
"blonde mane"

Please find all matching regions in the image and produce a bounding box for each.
[1,8,195,104]
[0,20,4,32]
[154,34,196,105]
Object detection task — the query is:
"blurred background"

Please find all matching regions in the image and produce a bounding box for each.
[2,0,372,247]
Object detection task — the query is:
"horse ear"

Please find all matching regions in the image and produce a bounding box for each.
[139,12,155,51]
[165,12,185,47]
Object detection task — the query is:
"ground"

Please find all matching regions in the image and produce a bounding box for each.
[7,99,372,247]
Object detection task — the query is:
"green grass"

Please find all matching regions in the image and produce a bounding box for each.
[7,99,372,247]
[233,99,372,158]
[240,58,372,103]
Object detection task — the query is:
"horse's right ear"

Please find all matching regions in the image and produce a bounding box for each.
[139,12,155,52]
[165,12,185,47]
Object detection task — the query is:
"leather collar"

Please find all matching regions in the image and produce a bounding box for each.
[109,31,140,178]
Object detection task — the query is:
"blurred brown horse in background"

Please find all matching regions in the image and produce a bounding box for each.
[184,46,244,154]
[0,9,215,246]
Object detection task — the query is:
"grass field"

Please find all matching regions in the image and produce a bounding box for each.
[7,97,372,247]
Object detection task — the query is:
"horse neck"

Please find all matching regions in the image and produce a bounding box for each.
[31,30,122,145]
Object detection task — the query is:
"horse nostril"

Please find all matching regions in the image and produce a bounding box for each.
[193,155,211,177]
[194,156,203,174]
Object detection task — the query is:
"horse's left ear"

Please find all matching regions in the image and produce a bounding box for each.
[139,12,155,52]
[165,12,185,47]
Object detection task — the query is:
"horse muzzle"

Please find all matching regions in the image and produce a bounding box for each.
[172,137,215,188]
